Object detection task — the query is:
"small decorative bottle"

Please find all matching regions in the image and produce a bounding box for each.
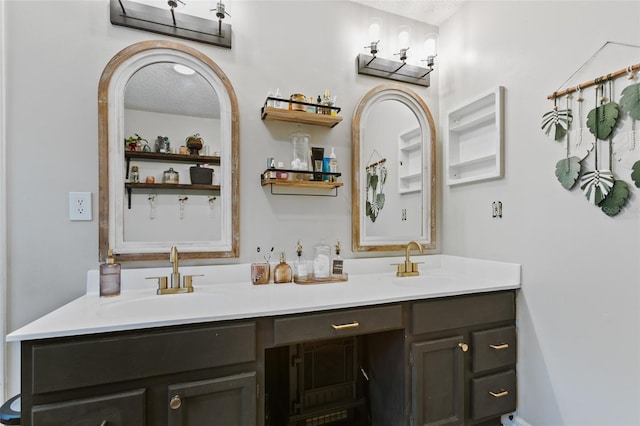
[331,240,344,278]
[295,241,308,280]
[130,166,140,183]
[274,252,292,283]
[100,249,121,297]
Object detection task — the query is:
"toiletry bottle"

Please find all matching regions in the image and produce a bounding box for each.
[331,240,344,278]
[316,95,322,114]
[328,147,338,181]
[100,249,121,297]
[295,241,308,279]
[130,166,140,183]
[274,252,292,283]
[313,240,331,279]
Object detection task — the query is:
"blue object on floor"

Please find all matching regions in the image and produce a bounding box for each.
[0,394,20,425]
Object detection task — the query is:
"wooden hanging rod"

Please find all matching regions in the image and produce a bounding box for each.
[366,158,387,169]
[547,63,640,99]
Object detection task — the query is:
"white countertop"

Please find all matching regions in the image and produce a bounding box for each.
[6,255,520,342]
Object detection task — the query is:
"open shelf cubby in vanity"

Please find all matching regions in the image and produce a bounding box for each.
[446,86,504,186]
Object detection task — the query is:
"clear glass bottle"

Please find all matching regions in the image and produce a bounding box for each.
[295,241,308,279]
[274,252,292,283]
[100,249,121,297]
[313,240,331,279]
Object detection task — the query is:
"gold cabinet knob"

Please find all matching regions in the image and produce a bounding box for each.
[458,342,469,352]
[169,395,182,410]
[99,421,108,426]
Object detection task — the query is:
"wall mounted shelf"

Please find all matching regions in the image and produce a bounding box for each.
[125,183,220,209]
[261,97,342,128]
[260,169,343,196]
[125,151,220,179]
[446,86,504,186]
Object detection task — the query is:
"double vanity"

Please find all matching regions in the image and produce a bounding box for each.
[8,255,520,426]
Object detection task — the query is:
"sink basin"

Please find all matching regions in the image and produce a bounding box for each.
[96,291,233,319]
[392,274,454,287]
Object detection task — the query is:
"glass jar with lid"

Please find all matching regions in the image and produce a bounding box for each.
[162,167,179,184]
[313,240,331,279]
[289,128,311,180]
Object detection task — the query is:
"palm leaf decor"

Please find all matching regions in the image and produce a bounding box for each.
[631,160,640,187]
[365,159,387,223]
[580,169,615,204]
[586,102,619,140]
[600,180,629,216]
[555,157,581,189]
[620,82,640,120]
[541,107,573,141]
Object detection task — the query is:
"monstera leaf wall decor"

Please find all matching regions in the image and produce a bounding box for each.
[586,101,619,140]
[631,160,640,187]
[542,107,573,141]
[555,156,582,189]
[599,180,630,216]
[620,82,640,120]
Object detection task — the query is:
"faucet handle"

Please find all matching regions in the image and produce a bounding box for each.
[146,276,168,293]
[182,274,203,291]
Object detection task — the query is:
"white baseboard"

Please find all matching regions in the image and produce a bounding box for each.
[502,413,532,426]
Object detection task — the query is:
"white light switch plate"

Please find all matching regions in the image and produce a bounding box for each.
[69,192,92,221]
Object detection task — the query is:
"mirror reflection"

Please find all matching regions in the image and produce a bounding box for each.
[123,63,221,243]
[98,41,239,262]
[352,84,436,252]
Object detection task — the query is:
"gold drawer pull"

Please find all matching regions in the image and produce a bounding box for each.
[331,321,360,330]
[489,343,509,350]
[489,389,509,398]
[99,421,108,426]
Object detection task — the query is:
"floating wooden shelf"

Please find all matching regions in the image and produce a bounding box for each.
[261,103,343,128]
[125,151,220,164]
[124,182,220,209]
[261,168,343,196]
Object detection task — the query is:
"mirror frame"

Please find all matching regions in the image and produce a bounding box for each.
[98,40,239,262]
[351,83,436,252]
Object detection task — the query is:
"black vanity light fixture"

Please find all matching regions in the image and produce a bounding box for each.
[357,21,437,87]
[110,0,232,49]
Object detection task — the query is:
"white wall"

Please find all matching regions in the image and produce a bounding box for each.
[439,2,640,425]
[2,0,438,397]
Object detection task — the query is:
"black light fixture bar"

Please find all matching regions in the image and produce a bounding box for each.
[111,0,232,49]
[357,53,431,87]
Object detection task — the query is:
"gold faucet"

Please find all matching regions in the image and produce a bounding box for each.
[146,246,199,295]
[395,241,423,277]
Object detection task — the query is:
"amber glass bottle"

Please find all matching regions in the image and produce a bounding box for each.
[274,252,292,283]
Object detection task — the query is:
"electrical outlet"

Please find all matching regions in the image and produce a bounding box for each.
[69,192,92,221]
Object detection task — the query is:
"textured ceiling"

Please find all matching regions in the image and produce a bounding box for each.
[349,0,464,26]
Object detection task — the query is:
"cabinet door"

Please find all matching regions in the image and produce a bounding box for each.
[31,389,145,426]
[168,372,256,426]
[411,336,465,426]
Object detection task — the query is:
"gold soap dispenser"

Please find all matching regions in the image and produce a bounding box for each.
[274,252,292,284]
[100,249,121,297]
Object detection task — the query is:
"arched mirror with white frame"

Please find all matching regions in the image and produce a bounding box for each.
[98,40,239,262]
[352,84,436,252]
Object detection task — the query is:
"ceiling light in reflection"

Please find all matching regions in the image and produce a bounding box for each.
[173,64,196,75]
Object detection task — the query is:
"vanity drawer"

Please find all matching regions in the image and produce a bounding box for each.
[472,326,516,373]
[32,389,146,425]
[31,321,256,394]
[273,304,403,345]
[412,291,514,335]
[471,370,516,420]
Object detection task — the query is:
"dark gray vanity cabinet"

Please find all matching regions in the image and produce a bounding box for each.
[410,291,517,426]
[19,290,517,426]
[21,321,257,426]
